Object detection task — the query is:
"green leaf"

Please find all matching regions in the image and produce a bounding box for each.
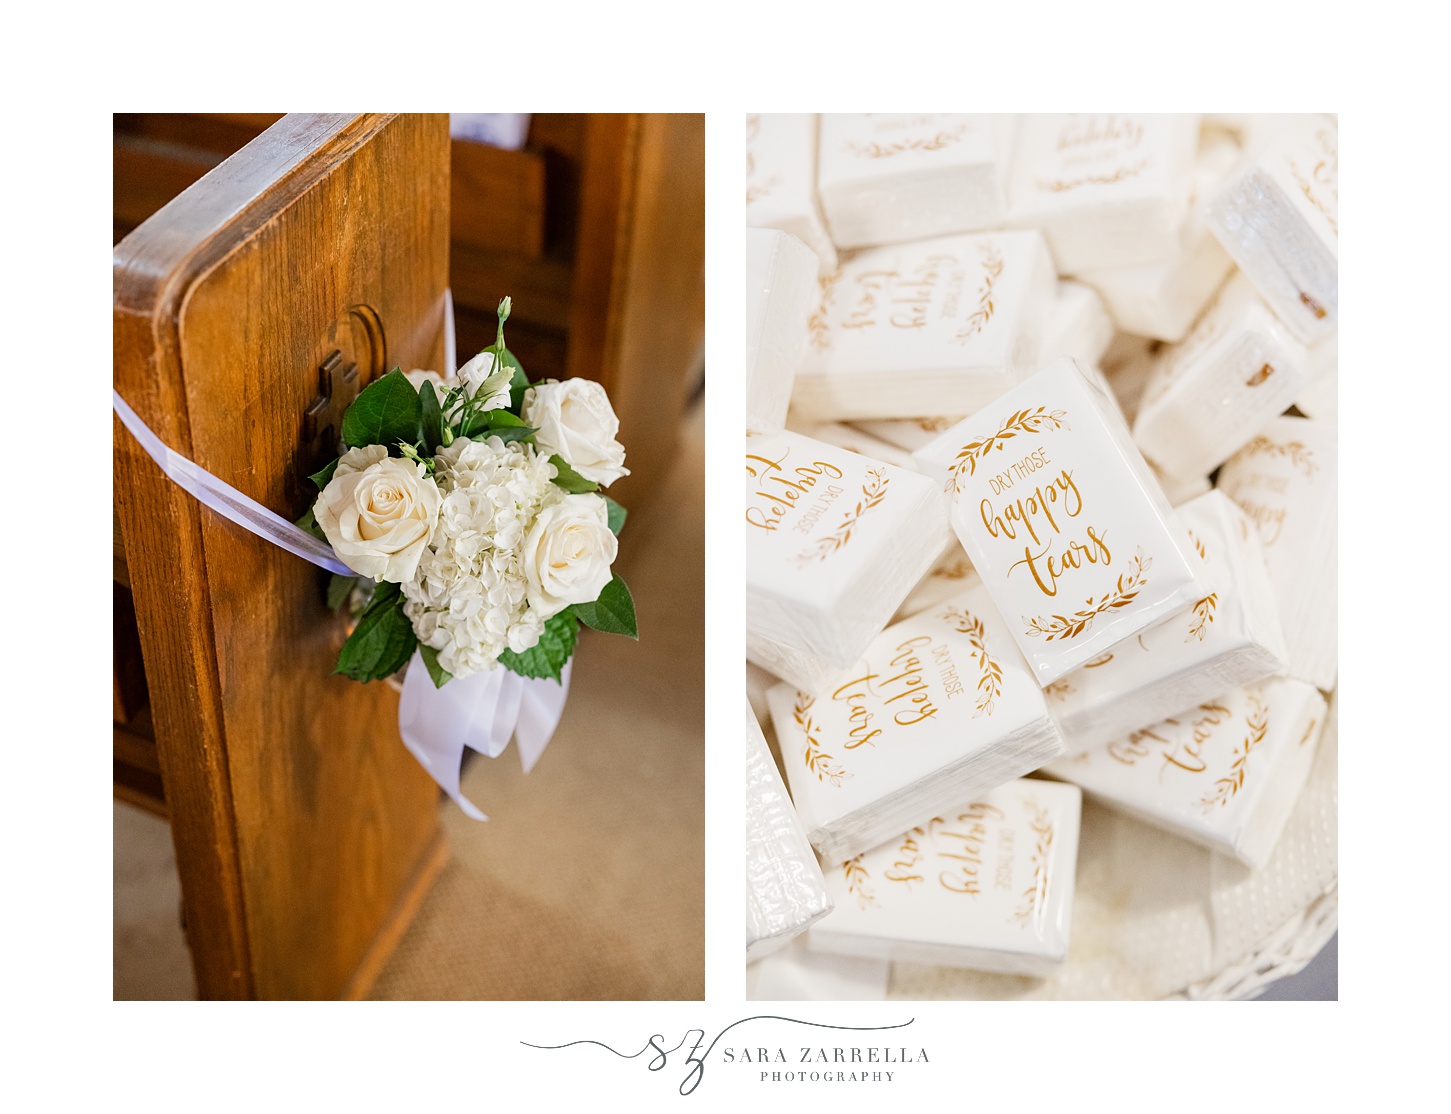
[498,611,579,682]
[341,368,423,451]
[458,415,537,443]
[549,454,600,494]
[419,643,452,689]
[334,582,417,682]
[294,505,329,543]
[491,427,537,446]
[459,405,535,439]
[309,458,339,490]
[569,574,638,639]
[602,495,627,536]
[486,410,537,443]
[506,351,529,392]
[419,381,444,453]
[326,573,359,613]
[485,409,530,428]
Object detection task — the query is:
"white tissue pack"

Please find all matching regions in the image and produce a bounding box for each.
[808,778,1082,977]
[767,582,1065,864]
[747,701,831,960]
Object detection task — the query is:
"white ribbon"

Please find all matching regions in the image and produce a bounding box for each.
[112,389,354,577]
[398,653,571,820]
[112,289,568,819]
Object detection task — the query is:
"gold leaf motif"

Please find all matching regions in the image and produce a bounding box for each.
[1011,800,1054,928]
[1186,593,1218,642]
[953,244,1005,344]
[1043,677,1074,702]
[794,693,851,787]
[745,116,777,205]
[846,122,971,160]
[1301,176,1338,235]
[1198,692,1270,811]
[1237,436,1318,479]
[914,415,959,433]
[942,605,1003,717]
[794,468,890,564]
[934,558,973,581]
[1023,549,1152,642]
[948,406,1070,493]
[1245,363,1275,388]
[1287,134,1338,237]
[746,175,781,206]
[807,267,843,352]
[1034,158,1150,193]
[843,854,878,909]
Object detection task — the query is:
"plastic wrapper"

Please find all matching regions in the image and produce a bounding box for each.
[1046,677,1325,869]
[1295,333,1338,423]
[816,114,1014,249]
[1133,272,1310,479]
[1007,113,1200,273]
[914,358,1210,685]
[747,228,818,434]
[807,778,1082,977]
[793,231,1057,421]
[1206,114,1337,344]
[747,113,838,273]
[1039,280,1115,367]
[766,583,1065,863]
[746,429,950,672]
[1214,416,1337,691]
[850,278,1113,452]
[747,934,890,1001]
[747,701,831,960]
[1046,490,1288,753]
[1077,130,1239,343]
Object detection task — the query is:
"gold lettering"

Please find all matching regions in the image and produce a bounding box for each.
[831,673,884,750]
[745,449,844,532]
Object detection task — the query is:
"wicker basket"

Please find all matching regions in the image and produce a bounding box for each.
[1176,887,1336,1000]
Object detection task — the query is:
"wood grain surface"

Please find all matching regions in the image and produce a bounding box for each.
[568,114,705,511]
[114,113,447,998]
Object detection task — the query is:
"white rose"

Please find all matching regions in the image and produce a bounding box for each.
[404,368,450,404]
[520,494,618,619]
[522,379,630,486]
[315,456,441,583]
[333,443,389,478]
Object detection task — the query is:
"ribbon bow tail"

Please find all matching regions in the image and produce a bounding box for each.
[396,651,573,820]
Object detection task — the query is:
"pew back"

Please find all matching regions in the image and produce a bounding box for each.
[113,113,448,999]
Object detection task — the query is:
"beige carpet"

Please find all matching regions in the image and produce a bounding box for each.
[113,801,196,1000]
[114,402,705,1000]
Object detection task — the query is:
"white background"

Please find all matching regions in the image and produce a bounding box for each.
[8,2,1445,1110]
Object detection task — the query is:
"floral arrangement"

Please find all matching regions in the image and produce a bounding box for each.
[299,298,636,686]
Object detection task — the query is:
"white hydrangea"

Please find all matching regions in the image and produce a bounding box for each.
[401,435,562,677]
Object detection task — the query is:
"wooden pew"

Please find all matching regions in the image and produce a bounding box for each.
[114,114,449,999]
[112,112,705,511]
